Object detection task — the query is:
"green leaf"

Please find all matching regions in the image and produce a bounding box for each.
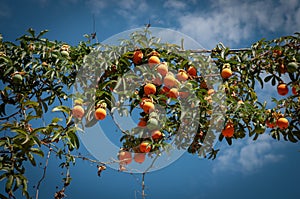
[5,175,14,193]
[3,66,13,77]
[271,76,276,86]
[0,193,9,199]
[27,28,35,37]
[52,105,71,115]
[67,130,80,149]
[36,30,48,39]
[30,148,44,157]
[288,133,297,143]
[51,131,61,142]
[225,137,232,145]
[24,100,39,108]
[26,152,36,166]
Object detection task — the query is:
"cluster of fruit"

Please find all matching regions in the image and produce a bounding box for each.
[113,50,203,166]
[265,110,289,130]
[72,99,107,121]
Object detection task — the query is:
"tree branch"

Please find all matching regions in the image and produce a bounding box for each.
[35,148,52,199]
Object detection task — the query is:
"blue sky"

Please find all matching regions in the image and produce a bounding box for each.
[1,0,300,199]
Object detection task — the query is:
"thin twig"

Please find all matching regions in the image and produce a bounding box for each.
[178,48,251,54]
[140,151,162,199]
[0,111,20,121]
[35,148,52,199]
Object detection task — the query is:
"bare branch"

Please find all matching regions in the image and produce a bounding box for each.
[35,148,52,199]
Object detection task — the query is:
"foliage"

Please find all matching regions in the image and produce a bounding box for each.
[0,28,299,198]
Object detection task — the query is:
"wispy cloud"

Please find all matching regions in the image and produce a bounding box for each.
[0,1,11,18]
[163,0,187,10]
[178,0,300,48]
[212,134,285,174]
[115,0,149,27]
[86,0,108,14]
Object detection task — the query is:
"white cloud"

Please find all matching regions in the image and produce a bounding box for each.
[212,134,285,174]
[178,0,300,48]
[0,1,11,17]
[163,0,187,10]
[115,0,149,26]
[86,0,108,14]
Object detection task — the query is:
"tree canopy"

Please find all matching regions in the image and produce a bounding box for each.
[0,28,299,199]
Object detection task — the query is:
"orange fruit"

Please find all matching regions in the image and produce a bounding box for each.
[168,88,179,99]
[156,63,168,76]
[273,49,282,56]
[187,66,197,76]
[95,107,107,120]
[148,56,160,67]
[118,150,132,165]
[139,141,152,153]
[292,86,298,95]
[160,86,170,95]
[221,122,234,138]
[163,74,177,88]
[207,89,215,95]
[277,83,289,96]
[176,70,188,82]
[278,64,286,74]
[151,130,163,140]
[142,101,155,113]
[138,118,147,128]
[221,68,232,79]
[133,50,143,65]
[139,97,152,108]
[144,83,156,95]
[134,153,146,164]
[237,100,244,105]
[277,117,289,129]
[72,105,85,119]
[266,120,276,128]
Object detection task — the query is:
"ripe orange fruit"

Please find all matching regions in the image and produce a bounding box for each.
[278,64,286,74]
[277,83,289,96]
[163,74,177,88]
[151,130,163,140]
[134,153,146,164]
[168,88,179,99]
[266,120,276,128]
[221,68,232,79]
[139,97,152,108]
[292,85,298,95]
[142,101,155,113]
[95,107,106,120]
[176,70,189,82]
[72,105,85,119]
[148,56,160,67]
[277,117,289,129]
[133,50,143,65]
[138,118,147,128]
[156,63,168,76]
[144,83,156,95]
[187,66,197,76]
[118,150,132,165]
[221,122,234,138]
[160,86,170,95]
[139,141,151,153]
[273,49,282,56]
[207,89,215,95]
